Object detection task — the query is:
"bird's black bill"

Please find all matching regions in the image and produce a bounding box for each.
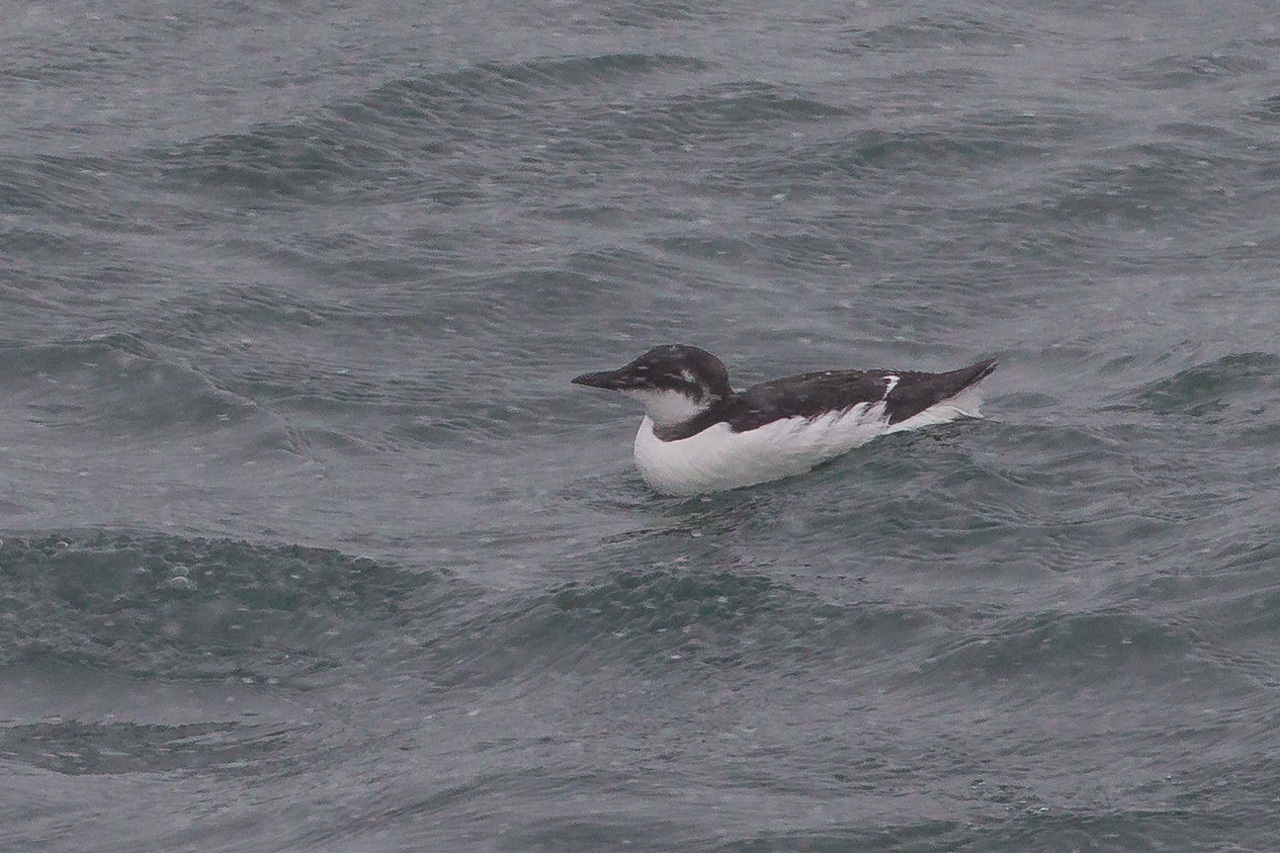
[571,368,635,390]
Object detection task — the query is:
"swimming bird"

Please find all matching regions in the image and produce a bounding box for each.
[572,344,996,496]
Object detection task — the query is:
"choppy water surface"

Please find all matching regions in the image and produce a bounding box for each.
[3,0,1280,850]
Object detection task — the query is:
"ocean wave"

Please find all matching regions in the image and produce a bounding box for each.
[147,52,711,200]
[1121,51,1269,90]
[0,531,435,682]
[0,336,281,441]
[1131,352,1279,417]
[835,10,1030,53]
[0,718,309,778]
[0,154,116,218]
[922,608,1195,683]
[422,566,960,686]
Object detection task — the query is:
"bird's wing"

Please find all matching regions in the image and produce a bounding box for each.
[729,370,895,431]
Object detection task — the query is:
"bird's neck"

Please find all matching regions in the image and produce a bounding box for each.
[623,388,722,429]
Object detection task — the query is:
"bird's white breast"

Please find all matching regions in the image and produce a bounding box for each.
[632,403,891,496]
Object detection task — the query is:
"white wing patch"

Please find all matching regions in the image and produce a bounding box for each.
[882,374,900,398]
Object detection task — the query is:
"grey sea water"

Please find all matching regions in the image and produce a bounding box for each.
[4,0,1280,850]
